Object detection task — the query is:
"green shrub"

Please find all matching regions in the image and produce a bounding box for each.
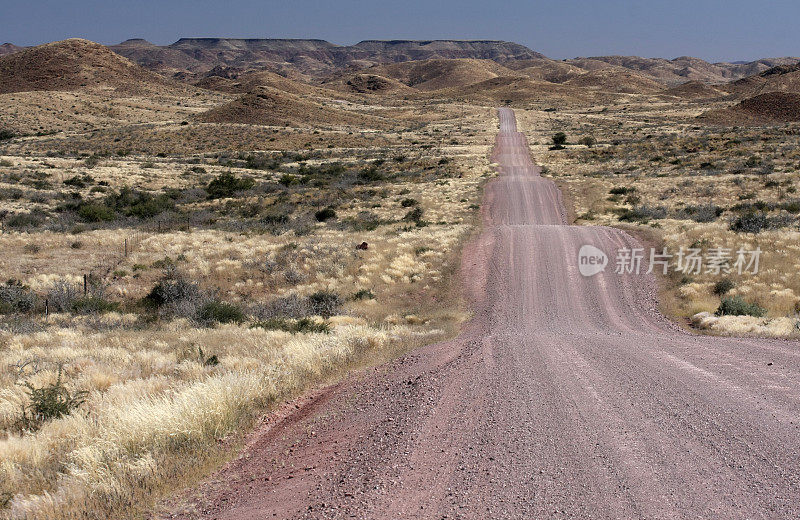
[0,279,36,314]
[352,289,375,301]
[306,291,342,319]
[727,212,794,233]
[197,346,219,367]
[314,207,337,222]
[609,186,635,195]
[279,174,300,187]
[552,132,567,146]
[78,203,116,222]
[206,172,255,199]
[0,130,16,140]
[358,167,385,182]
[7,212,45,228]
[712,278,735,296]
[16,366,88,432]
[715,296,766,317]
[64,175,88,188]
[401,198,418,207]
[251,317,330,334]
[404,207,424,222]
[617,205,666,223]
[197,301,245,324]
[145,275,200,307]
[70,296,119,314]
[677,204,723,223]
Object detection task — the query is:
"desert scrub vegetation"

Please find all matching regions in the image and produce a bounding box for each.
[0,100,495,518]
[516,106,800,336]
[0,323,424,518]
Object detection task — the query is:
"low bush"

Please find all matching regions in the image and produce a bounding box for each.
[715,296,766,317]
[358,166,385,182]
[676,204,723,223]
[78,203,116,222]
[404,207,424,223]
[306,291,343,319]
[352,289,375,300]
[106,187,175,219]
[70,296,119,314]
[609,186,635,195]
[712,278,735,296]
[251,317,330,334]
[46,279,81,312]
[314,207,337,222]
[197,301,245,324]
[618,205,667,223]
[16,366,88,433]
[206,172,255,199]
[6,211,45,228]
[346,211,384,231]
[729,212,775,233]
[145,273,203,316]
[0,280,36,314]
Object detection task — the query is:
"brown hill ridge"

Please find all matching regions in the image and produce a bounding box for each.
[725,62,800,97]
[663,81,727,100]
[0,38,183,95]
[196,85,377,127]
[563,68,665,94]
[701,92,800,125]
[566,55,800,86]
[363,59,519,91]
[321,73,416,95]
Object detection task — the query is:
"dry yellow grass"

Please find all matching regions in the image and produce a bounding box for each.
[0,96,495,518]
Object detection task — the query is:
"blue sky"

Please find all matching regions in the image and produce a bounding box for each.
[1,0,797,62]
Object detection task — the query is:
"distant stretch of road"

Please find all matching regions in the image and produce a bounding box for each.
[171,108,800,519]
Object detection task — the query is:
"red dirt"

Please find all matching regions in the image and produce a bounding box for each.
[163,108,800,520]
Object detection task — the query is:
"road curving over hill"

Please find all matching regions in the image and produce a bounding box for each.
[167,108,800,520]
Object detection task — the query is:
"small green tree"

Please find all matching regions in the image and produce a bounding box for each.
[16,366,88,432]
[552,132,567,146]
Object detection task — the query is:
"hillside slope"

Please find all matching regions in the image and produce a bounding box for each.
[0,38,185,95]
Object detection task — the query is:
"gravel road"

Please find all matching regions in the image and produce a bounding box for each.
[166,108,800,520]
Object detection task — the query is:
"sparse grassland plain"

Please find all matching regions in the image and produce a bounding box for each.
[0,99,496,519]
[516,103,800,336]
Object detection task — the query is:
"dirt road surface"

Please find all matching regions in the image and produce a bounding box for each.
[166,108,800,519]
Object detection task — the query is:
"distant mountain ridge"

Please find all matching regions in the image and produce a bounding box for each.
[109,38,544,77]
[2,37,798,88]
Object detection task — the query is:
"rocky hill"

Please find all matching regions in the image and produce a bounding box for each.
[700,92,800,124]
[0,43,22,57]
[724,62,800,97]
[0,38,186,95]
[566,55,800,86]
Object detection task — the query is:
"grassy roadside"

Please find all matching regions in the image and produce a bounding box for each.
[0,102,497,519]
